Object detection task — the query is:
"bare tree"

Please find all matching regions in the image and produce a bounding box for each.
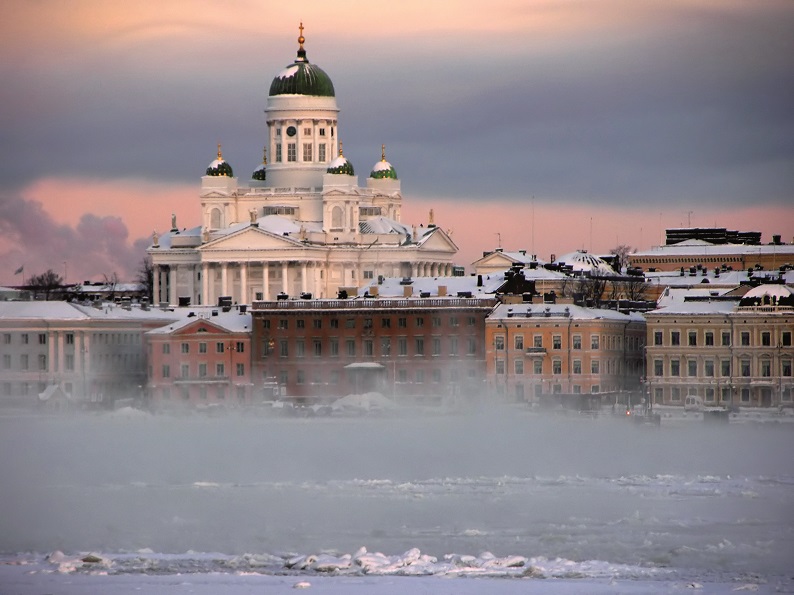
[575,276,607,306]
[136,257,154,301]
[27,269,64,301]
[609,244,634,272]
[102,272,120,301]
[621,277,649,301]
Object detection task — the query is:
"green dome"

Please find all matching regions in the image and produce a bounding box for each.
[370,160,397,180]
[269,57,335,97]
[326,155,354,176]
[206,158,233,177]
[252,164,266,181]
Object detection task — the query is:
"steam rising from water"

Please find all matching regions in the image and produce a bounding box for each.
[0,410,791,580]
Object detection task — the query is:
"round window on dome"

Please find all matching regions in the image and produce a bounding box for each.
[286,126,297,137]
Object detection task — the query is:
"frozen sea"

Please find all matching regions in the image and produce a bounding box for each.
[0,407,792,593]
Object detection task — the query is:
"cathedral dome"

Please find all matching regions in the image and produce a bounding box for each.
[252,147,267,181]
[370,145,398,180]
[326,143,354,176]
[206,145,233,177]
[269,24,335,98]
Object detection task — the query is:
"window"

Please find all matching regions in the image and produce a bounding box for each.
[761,360,771,377]
[783,332,792,347]
[363,318,373,329]
[721,359,731,377]
[654,359,663,376]
[591,360,600,374]
[514,359,524,375]
[741,331,750,346]
[533,360,542,374]
[364,340,374,356]
[467,338,476,355]
[705,360,714,377]
[215,342,224,353]
[721,331,731,346]
[721,387,731,402]
[670,359,680,376]
[570,335,581,350]
[237,363,245,376]
[181,343,189,354]
[38,333,47,345]
[275,143,282,162]
[319,127,326,136]
[415,338,425,356]
[2,334,9,345]
[741,388,750,403]
[381,338,391,356]
[670,331,680,346]
[688,331,697,346]
[761,331,771,346]
[495,335,505,351]
[415,369,425,383]
[671,387,681,402]
[553,335,562,350]
[295,340,305,358]
[287,142,296,162]
[162,343,171,354]
[496,360,505,375]
[330,319,339,329]
[296,370,305,384]
[688,359,697,377]
[783,359,792,377]
[514,335,523,350]
[552,360,562,374]
[65,354,74,371]
[449,336,458,356]
[432,338,441,356]
[297,319,305,329]
[591,335,600,350]
[346,339,356,356]
[467,317,476,326]
[38,354,47,371]
[330,339,339,357]
[741,359,751,377]
[533,336,543,348]
[21,334,28,344]
[181,364,190,378]
[313,319,322,329]
[653,331,663,346]
[398,318,407,328]
[415,317,424,328]
[199,343,207,354]
[450,317,459,327]
[216,363,225,377]
[318,143,326,162]
[279,319,289,330]
[705,388,715,402]
[2,354,10,370]
[573,360,582,374]
[65,333,74,345]
[303,143,312,161]
[313,340,322,357]
[279,340,288,357]
[705,331,714,346]
[432,317,442,328]
[398,338,407,356]
[198,363,207,378]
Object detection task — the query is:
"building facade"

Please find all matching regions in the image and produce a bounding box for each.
[148,26,458,307]
[645,284,794,408]
[250,296,497,404]
[146,310,253,410]
[485,303,646,403]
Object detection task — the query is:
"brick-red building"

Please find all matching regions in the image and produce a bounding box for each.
[251,296,497,404]
[146,310,253,409]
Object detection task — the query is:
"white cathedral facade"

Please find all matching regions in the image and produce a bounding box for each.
[148,26,459,306]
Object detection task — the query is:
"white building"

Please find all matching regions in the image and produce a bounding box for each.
[149,25,458,307]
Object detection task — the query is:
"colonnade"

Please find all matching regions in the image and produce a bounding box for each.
[153,260,455,307]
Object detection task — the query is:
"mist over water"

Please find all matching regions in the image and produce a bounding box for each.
[1,410,792,580]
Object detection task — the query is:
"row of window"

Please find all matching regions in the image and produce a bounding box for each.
[653,329,792,347]
[652,386,792,403]
[160,362,246,379]
[654,357,792,378]
[157,341,245,355]
[264,336,478,358]
[263,316,478,330]
[159,385,248,401]
[495,358,631,376]
[495,333,641,351]
[2,332,141,347]
[262,366,479,387]
[274,142,327,163]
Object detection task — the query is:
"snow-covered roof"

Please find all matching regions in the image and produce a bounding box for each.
[359,274,503,298]
[490,302,645,323]
[147,308,252,335]
[0,301,180,322]
[358,216,409,235]
[742,284,794,301]
[654,286,737,309]
[634,241,794,257]
[553,251,617,277]
[647,300,738,316]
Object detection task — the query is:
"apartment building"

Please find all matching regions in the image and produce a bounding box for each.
[0,301,177,407]
[250,296,497,404]
[645,284,794,407]
[146,309,253,409]
[485,303,646,403]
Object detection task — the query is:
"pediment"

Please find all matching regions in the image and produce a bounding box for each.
[472,251,518,268]
[417,227,458,253]
[200,227,300,252]
[201,191,234,199]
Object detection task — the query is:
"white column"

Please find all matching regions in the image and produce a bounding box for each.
[57,332,65,375]
[282,262,289,294]
[240,262,248,304]
[188,265,195,305]
[169,265,177,306]
[301,263,308,294]
[263,263,270,300]
[202,263,209,305]
[411,263,418,278]
[153,265,160,304]
[221,263,229,298]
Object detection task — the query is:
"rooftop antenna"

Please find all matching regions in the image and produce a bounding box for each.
[531,195,535,256]
[496,232,502,249]
[687,210,693,227]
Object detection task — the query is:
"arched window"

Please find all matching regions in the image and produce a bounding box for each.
[210,208,222,229]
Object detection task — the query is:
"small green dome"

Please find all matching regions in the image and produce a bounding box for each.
[369,145,398,179]
[206,145,233,177]
[252,164,266,181]
[326,155,354,176]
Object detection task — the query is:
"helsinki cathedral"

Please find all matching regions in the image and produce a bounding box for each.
[148,25,459,306]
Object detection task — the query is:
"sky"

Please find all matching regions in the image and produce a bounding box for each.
[1,0,793,284]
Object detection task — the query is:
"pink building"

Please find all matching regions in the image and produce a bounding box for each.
[146,309,253,410]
